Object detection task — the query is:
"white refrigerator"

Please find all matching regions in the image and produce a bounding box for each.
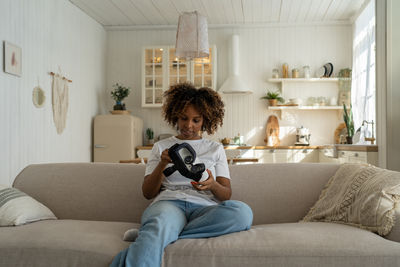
[93,114,143,163]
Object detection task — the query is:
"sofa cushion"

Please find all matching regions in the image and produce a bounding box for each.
[303,163,400,236]
[0,219,139,267]
[164,222,400,267]
[12,163,152,223]
[229,163,340,225]
[0,184,57,226]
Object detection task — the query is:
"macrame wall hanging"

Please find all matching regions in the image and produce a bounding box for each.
[49,71,72,134]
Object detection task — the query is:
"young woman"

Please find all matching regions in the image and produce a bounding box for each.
[111,83,253,267]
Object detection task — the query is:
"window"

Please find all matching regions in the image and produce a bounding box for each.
[351,0,376,142]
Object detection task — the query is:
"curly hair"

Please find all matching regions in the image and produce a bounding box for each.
[162,82,225,135]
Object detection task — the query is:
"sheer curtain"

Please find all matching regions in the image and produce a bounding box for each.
[351,0,376,143]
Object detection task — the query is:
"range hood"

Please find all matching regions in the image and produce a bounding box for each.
[219,35,252,94]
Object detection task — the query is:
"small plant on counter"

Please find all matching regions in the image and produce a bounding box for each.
[343,103,354,144]
[146,128,154,145]
[260,90,284,106]
[111,83,131,110]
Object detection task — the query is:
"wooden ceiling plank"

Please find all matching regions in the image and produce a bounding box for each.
[253,0,264,23]
[200,0,223,24]
[305,0,322,22]
[296,0,313,22]
[110,0,149,25]
[287,0,304,22]
[260,0,272,23]
[279,0,293,23]
[131,0,169,25]
[150,0,178,25]
[269,0,281,22]
[190,0,209,19]
[71,0,364,27]
[87,0,133,26]
[172,0,196,13]
[313,0,332,22]
[221,0,236,24]
[337,0,364,20]
[70,0,110,25]
[242,0,253,23]
[323,0,343,21]
[231,0,244,24]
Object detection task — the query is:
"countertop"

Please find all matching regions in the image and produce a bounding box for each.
[137,144,378,152]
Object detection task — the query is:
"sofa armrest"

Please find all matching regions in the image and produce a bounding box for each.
[385,207,400,242]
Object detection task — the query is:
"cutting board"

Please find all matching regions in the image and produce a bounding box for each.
[264,115,280,146]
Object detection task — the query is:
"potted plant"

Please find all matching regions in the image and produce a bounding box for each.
[146,128,154,145]
[343,103,354,144]
[260,90,284,106]
[111,83,131,110]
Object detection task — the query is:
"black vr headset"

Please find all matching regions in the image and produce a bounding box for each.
[163,142,205,182]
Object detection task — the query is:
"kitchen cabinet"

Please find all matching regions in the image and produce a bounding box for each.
[291,148,319,162]
[142,47,167,107]
[227,148,318,163]
[337,151,378,165]
[136,145,377,165]
[318,148,340,163]
[319,146,378,166]
[142,46,217,108]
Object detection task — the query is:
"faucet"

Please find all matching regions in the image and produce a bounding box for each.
[361,120,375,144]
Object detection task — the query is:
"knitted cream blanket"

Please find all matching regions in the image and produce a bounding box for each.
[52,74,69,134]
[303,163,400,236]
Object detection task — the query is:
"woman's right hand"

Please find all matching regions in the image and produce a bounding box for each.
[160,149,172,166]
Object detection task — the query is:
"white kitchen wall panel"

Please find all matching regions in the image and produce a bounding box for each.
[106,25,352,146]
[0,0,107,185]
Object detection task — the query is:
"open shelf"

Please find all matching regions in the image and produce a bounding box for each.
[268,105,343,110]
[268,78,350,83]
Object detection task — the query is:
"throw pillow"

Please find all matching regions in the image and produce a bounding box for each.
[0,184,57,226]
[303,163,400,236]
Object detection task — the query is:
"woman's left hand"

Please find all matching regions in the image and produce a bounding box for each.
[191,169,216,191]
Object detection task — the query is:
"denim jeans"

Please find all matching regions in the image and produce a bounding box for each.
[110,199,253,267]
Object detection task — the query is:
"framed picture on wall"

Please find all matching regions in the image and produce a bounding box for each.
[3,41,22,76]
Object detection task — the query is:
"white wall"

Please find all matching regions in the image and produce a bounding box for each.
[106,25,352,145]
[0,0,107,185]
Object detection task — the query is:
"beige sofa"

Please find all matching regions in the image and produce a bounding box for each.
[1,163,400,267]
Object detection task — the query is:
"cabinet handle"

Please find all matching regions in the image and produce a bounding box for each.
[354,153,359,157]
[269,149,275,153]
[94,144,107,148]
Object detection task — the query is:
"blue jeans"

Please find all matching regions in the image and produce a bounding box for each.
[110,199,253,267]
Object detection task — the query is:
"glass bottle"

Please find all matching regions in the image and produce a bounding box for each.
[303,66,310,79]
[292,68,299,78]
[272,69,279,78]
[282,63,289,78]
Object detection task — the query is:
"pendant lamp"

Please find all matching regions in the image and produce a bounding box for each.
[175,11,209,59]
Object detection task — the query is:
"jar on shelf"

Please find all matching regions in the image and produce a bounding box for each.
[282,63,289,78]
[292,68,299,78]
[303,66,310,79]
[272,69,279,78]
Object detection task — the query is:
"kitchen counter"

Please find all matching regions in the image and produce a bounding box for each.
[136,144,378,166]
[321,144,378,152]
[137,145,378,151]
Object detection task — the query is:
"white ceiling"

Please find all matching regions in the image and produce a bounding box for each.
[69,0,367,28]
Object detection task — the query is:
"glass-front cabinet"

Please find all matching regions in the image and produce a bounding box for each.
[143,47,166,107]
[142,45,216,107]
[168,48,190,85]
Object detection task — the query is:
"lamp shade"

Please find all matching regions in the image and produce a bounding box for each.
[175,11,209,59]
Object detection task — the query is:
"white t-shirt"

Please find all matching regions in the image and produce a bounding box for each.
[145,136,230,206]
